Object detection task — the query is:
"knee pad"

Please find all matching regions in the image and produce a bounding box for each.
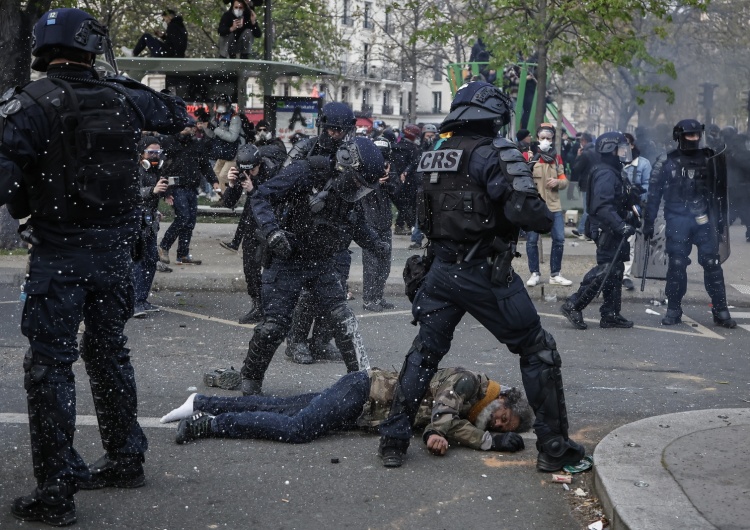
[521,328,557,358]
[668,255,690,270]
[253,318,286,347]
[405,337,442,371]
[698,253,721,271]
[330,303,356,325]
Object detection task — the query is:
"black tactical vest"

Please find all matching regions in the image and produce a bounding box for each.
[13,77,141,222]
[664,150,711,203]
[416,135,500,243]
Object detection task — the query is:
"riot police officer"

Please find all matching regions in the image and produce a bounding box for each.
[240,137,386,395]
[643,119,736,328]
[561,132,637,330]
[286,101,356,163]
[377,82,585,472]
[0,8,188,526]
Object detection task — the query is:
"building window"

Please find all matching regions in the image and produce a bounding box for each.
[382,90,393,115]
[362,88,372,113]
[433,56,443,82]
[363,2,374,29]
[342,0,352,25]
[432,91,442,113]
[363,44,369,75]
[341,86,350,102]
[384,10,391,34]
[283,83,291,97]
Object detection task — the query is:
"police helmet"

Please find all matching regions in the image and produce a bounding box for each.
[317,102,356,150]
[335,137,385,201]
[32,8,110,72]
[595,131,632,167]
[440,81,512,135]
[235,144,262,172]
[373,137,392,161]
[673,119,703,151]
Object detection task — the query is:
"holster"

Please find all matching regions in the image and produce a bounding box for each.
[489,237,519,287]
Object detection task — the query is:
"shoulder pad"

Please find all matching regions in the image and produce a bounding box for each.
[506,161,532,177]
[492,137,516,149]
[0,97,23,118]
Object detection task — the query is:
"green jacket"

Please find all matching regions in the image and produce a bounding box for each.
[357,367,501,450]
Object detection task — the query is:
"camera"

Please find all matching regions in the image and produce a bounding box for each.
[167,176,181,186]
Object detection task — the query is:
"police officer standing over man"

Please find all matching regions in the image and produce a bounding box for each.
[0,8,188,526]
[377,82,585,472]
[643,119,736,328]
[239,136,387,395]
[561,132,638,330]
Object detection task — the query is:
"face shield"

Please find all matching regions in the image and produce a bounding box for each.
[616,142,633,165]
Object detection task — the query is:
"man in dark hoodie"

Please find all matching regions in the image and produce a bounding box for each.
[122,9,188,58]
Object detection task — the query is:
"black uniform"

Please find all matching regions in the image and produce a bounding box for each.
[0,64,187,495]
[379,131,583,469]
[241,153,383,390]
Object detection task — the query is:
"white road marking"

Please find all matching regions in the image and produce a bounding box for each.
[0,300,18,304]
[729,312,750,319]
[0,413,175,429]
[539,311,724,340]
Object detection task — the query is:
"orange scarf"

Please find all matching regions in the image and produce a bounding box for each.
[467,380,501,424]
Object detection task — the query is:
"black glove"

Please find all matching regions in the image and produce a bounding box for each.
[617,223,636,238]
[642,223,654,240]
[490,432,524,452]
[267,230,293,259]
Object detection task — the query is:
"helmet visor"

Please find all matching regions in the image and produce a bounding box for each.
[617,143,633,165]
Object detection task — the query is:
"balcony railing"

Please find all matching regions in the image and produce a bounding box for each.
[361,104,373,113]
[382,105,394,115]
[432,107,442,114]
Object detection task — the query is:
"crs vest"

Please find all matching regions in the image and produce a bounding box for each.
[416,135,499,243]
[664,150,711,203]
[15,76,141,221]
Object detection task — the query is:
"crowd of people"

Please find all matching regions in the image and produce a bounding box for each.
[1,7,747,527]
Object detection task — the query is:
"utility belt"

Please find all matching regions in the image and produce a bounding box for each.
[435,236,520,287]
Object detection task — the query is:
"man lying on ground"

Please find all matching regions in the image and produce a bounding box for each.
[161,367,533,456]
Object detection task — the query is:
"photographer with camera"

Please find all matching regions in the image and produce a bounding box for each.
[222,145,280,324]
[158,123,221,266]
[132,138,169,318]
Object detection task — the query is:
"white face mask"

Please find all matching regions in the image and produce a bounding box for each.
[233,8,243,17]
[217,105,227,114]
[539,139,552,152]
[162,21,168,29]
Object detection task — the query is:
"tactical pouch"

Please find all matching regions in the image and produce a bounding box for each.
[489,237,519,287]
[403,245,434,302]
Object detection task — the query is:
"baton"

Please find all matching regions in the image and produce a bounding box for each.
[640,235,650,292]
[593,233,629,300]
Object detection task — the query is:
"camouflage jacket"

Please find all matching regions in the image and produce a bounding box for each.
[357,367,498,450]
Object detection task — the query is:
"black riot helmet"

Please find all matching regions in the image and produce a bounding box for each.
[373,137,392,162]
[317,102,356,151]
[673,119,704,152]
[595,131,632,168]
[32,8,110,72]
[440,81,512,136]
[334,137,385,202]
[235,144,262,172]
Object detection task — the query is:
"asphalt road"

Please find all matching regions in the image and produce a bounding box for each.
[1,284,749,529]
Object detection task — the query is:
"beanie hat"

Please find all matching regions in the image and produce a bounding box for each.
[516,129,531,142]
[257,119,270,129]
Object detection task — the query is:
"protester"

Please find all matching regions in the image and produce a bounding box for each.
[391,124,422,238]
[218,0,262,59]
[571,132,597,239]
[201,95,242,192]
[524,123,573,287]
[621,132,651,291]
[122,9,188,58]
[162,367,532,457]
[0,8,189,525]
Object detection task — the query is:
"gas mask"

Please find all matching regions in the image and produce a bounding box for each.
[233,8,243,17]
[141,148,164,170]
[257,130,273,143]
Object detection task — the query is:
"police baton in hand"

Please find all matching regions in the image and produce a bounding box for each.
[640,234,650,292]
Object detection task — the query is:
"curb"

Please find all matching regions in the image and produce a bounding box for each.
[593,408,750,530]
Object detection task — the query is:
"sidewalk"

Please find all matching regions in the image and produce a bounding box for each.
[2,223,749,309]
[594,408,750,529]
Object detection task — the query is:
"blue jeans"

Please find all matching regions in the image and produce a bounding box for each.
[577,192,588,233]
[526,211,565,276]
[199,371,369,443]
[160,188,198,259]
[132,229,158,304]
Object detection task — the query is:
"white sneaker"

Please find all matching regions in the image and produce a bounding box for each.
[526,272,541,287]
[120,46,134,57]
[549,274,573,286]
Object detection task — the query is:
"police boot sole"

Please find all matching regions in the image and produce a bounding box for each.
[661,317,682,326]
[599,320,633,329]
[12,508,77,527]
[536,448,586,472]
[714,318,737,329]
[380,450,404,468]
[204,369,241,390]
[78,473,145,490]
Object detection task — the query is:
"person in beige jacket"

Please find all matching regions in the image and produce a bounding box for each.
[523,123,573,287]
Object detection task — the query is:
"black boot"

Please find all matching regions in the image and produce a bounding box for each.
[662,308,682,326]
[176,412,216,444]
[600,312,633,328]
[239,297,263,324]
[536,435,586,472]
[78,453,145,490]
[241,379,263,395]
[12,485,76,527]
[560,300,587,330]
[285,341,314,364]
[713,308,737,329]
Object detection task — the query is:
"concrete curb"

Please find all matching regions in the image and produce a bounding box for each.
[593,408,750,530]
